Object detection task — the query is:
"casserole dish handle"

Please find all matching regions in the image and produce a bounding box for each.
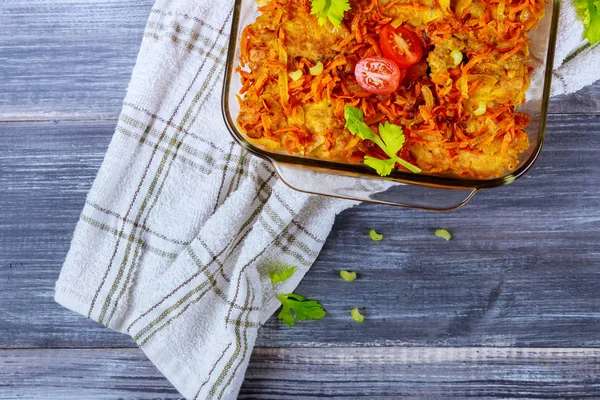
[272,162,477,211]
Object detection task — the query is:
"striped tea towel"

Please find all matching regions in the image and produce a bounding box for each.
[55,0,599,399]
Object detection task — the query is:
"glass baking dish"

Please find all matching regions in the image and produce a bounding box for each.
[222,0,561,211]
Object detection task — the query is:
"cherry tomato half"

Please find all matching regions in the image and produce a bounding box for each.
[354,56,402,95]
[380,24,423,68]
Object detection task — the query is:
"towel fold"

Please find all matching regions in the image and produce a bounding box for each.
[55,0,600,398]
[550,0,600,96]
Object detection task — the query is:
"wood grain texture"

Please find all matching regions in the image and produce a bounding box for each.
[2,115,600,350]
[1,348,600,399]
[0,0,599,121]
[2,0,600,397]
[0,0,151,121]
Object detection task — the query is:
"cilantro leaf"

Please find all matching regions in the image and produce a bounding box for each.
[395,157,422,174]
[364,156,396,176]
[269,266,297,284]
[277,293,326,326]
[311,0,351,29]
[344,106,421,176]
[575,0,600,44]
[378,122,406,158]
[344,106,381,145]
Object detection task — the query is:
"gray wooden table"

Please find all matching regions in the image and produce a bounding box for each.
[2,1,600,399]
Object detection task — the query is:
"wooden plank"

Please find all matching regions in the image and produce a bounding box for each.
[0,0,599,121]
[551,84,600,114]
[0,0,152,121]
[1,347,600,399]
[244,347,600,399]
[1,115,600,349]
[0,349,179,400]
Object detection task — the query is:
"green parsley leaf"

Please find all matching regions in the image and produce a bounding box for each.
[574,0,600,44]
[310,0,351,29]
[369,229,383,241]
[277,293,326,326]
[435,229,452,241]
[269,266,297,284]
[351,307,365,323]
[344,106,421,176]
[340,270,357,282]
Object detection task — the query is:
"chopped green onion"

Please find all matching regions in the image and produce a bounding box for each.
[421,85,434,109]
[369,229,383,242]
[310,61,324,76]
[289,69,303,81]
[340,270,357,282]
[270,266,297,284]
[351,308,365,323]
[450,49,463,66]
[391,18,403,29]
[473,102,487,116]
[435,229,452,241]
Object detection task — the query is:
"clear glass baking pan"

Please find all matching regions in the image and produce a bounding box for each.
[222,0,561,210]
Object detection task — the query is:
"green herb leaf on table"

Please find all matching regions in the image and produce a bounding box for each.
[277,293,326,326]
[340,270,357,282]
[310,0,351,29]
[344,106,421,176]
[269,266,297,284]
[378,121,406,158]
[574,0,600,44]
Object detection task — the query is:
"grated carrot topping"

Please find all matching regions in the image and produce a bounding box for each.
[236,0,545,178]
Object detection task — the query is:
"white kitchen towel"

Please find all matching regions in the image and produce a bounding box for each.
[54,1,353,398]
[55,0,599,399]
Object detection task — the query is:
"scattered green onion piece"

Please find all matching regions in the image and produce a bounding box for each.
[340,270,357,282]
[369,229,383,242]
[435,229,452,241]
[497,2,505,19]
[391,18,403,29]
[450,49,463,66]
[421,85,434,109]
[270,266,297,284]
[351,308,365,323]
[310,61,324,76]
[473,102,487,116]
[289,69,303,81]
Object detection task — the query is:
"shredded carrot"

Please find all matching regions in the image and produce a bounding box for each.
[326,56,348,73]
[363,0,378,13]
[499,43,523,61]
[351,13,363,44]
